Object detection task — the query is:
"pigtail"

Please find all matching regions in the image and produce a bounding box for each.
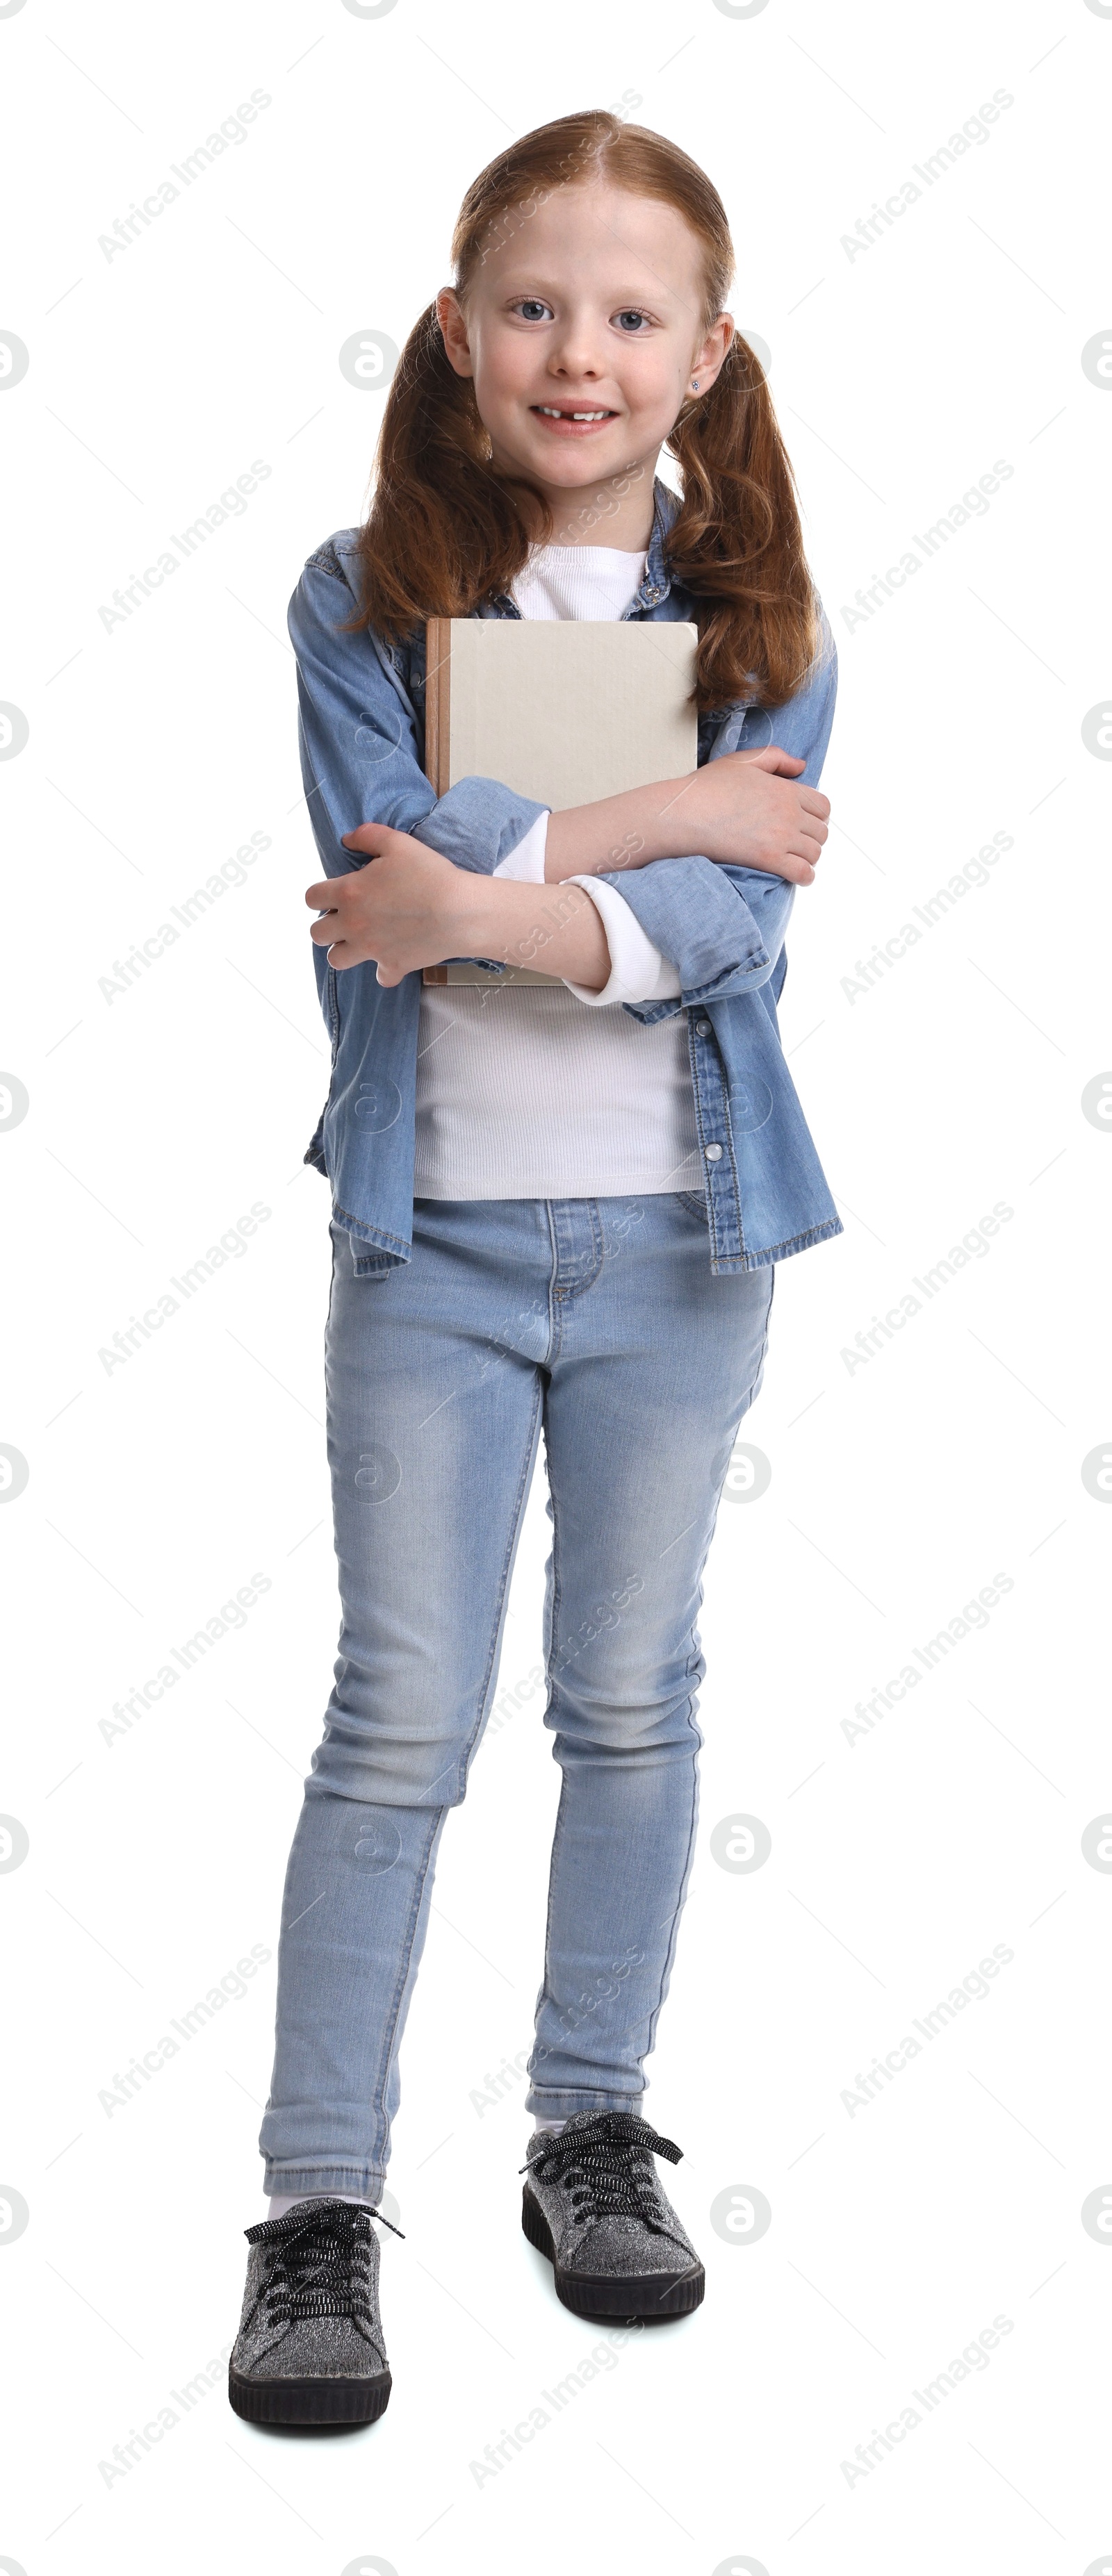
[346,304,541,638]
[666,336,821,712]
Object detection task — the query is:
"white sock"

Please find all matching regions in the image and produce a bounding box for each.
[532,2117,568,2138]
[265,2189,375,2222]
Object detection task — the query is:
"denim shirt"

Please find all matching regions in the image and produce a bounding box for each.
[291,479,842,1276]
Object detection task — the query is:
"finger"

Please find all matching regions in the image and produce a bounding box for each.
[767,852,815,884]
[341,821,395,857]
[747,747,806,775]
[753,849,814,885]
[798,788,831,820]
[306,879,341,910]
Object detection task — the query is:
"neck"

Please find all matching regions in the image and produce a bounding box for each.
[507,451,660,552]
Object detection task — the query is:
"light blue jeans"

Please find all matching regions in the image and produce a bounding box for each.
[260,1196,774,2199]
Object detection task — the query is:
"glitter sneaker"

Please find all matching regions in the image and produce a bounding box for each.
[228,2197,400,2426]
[521,2110,704,2319]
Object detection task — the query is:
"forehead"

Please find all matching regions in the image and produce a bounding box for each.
[474,178,709,306]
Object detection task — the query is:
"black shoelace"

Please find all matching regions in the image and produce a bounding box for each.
[245,2199,403,2336]
[521,2111,682,2235]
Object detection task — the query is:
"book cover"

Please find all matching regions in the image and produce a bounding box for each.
[423,618,698,986]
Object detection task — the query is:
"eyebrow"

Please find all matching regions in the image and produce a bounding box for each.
[494,274,680,308]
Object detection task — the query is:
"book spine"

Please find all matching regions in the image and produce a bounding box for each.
[424,618,450,795]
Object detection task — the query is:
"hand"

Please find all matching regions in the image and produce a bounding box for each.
[312,820,612,991]
[669,747,830,884]
[308,823,471,984]
[543,744,831,887]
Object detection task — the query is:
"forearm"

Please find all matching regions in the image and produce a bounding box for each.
[543,775,700,882]
[320,823,612,986]
[455,872,610,989]
[544,742,829,889]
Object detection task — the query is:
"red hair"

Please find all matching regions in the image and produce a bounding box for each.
[347,111,819,712]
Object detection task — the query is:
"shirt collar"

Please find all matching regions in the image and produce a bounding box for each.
[637,477,680,609]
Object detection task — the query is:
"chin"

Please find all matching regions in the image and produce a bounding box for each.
[521,434,631,478]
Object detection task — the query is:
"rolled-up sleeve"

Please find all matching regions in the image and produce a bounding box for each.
[564,875,682,1007]
[601,609,837,1018]
[596,858,790,1013]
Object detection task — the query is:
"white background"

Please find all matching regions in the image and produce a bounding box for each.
[1,1,1109,2569]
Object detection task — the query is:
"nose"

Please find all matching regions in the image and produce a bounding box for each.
[546,313,605,383]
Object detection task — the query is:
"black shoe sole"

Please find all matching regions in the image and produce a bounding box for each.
[521,2183,705,2319]
[228,2364,392,2427]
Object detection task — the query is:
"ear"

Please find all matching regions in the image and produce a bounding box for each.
[436,287,475,380]
[687,312,735,397]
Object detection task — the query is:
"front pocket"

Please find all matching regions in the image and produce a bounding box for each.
[673,1189,710,1226]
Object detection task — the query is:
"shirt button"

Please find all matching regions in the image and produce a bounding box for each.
[696,1020,710,1037]
[704,1143,723,1162]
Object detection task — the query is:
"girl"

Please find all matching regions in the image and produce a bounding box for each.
[229,110,839,2429]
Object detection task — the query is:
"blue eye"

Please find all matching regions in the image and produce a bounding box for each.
[615,310,648,331]
[516,299,549,321]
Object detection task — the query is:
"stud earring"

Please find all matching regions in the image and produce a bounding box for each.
[691,378,699,391]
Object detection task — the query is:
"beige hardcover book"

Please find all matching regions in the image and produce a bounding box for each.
[422,617,698,985]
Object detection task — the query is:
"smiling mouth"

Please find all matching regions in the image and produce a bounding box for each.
[531,404,618,422]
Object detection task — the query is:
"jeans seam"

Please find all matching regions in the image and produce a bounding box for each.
[455,1371,546,1795]
[544,1198,562,1357]
[637,1277,774,2045]
[530,1367,567,2086]
[642,1713,702,2067]
[367,1803,445,2173]
[546,1198,607,1316]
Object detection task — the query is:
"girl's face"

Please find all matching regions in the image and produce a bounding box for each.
[437,179,733,536]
